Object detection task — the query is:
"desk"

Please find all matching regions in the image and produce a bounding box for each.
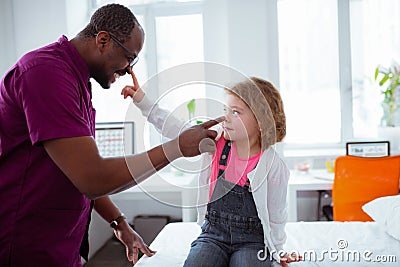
[113,169,333,222]
[287,169,334,222]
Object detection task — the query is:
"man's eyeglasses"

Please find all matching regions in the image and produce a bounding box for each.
[108,33,139,68]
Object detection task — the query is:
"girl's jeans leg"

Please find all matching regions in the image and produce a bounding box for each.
[229,244,272,267]
[183,238,229,267]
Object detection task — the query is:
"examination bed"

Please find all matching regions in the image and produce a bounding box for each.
[135,221,400,266]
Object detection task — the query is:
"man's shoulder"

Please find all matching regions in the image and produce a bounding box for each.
[18,42,70,74]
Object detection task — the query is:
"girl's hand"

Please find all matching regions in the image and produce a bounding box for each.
[280,253,303,267]
[121,71,145,103]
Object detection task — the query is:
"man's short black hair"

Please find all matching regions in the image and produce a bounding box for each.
[80,3,139,42]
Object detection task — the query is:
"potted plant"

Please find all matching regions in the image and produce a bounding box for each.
[374,61,400,152]
[187,99,204,125]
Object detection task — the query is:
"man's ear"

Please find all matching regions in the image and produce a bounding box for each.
[95,31,110,50]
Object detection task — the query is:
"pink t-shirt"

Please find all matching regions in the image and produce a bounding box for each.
[209,136,261,199]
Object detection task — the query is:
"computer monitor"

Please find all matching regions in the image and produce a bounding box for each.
[95,122,134,157]
[346,141,390,157]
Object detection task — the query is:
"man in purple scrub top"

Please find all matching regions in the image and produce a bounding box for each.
[0,4,220,267]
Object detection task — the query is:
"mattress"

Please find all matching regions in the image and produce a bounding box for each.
[284,221,400,266]
[135,221,400,266]
[135,222,200,267]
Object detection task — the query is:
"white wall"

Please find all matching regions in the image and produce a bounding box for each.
[0,0,16,75]
[0,0,89,76]
[66,0,90,37]
[12,0,67,57]
[203,0,280,85]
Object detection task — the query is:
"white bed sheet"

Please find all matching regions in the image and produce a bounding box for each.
[135,222,200,267]
[135,222,400,266]
[284,221,400,266]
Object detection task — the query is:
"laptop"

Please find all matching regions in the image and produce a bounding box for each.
[346,141,390,157]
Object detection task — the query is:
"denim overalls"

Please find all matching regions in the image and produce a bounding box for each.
[184,141,271,267]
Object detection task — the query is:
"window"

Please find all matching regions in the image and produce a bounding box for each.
[278,0,400,149]
[277,0,341,145]
[350,0,400,138]
[155,13,205,111]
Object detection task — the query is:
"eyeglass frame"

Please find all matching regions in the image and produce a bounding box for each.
[108,33,139,68]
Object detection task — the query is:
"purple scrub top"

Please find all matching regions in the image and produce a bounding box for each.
[0,36,95,266]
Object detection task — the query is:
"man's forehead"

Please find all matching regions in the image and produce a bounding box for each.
[127,25,144,53]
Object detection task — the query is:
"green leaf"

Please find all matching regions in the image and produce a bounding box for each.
[187,99,196,114]
[374,67,379,81]
[379,75,389,86]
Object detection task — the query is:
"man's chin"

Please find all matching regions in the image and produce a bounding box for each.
[98,80,112,89]
[92,76,112,89]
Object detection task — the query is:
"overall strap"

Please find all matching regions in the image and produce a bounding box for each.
[218,140,232,177]
[218,140,232,166]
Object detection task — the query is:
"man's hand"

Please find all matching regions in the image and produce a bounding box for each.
[114,220,156,264]
[176,117,224,157]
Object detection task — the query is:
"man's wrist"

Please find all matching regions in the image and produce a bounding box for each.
[110,214,127,229]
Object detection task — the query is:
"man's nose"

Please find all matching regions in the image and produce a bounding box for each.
[125,66,133,75]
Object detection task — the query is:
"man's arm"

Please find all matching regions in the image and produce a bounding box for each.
[43,119,221,199]
[94,196,125,226]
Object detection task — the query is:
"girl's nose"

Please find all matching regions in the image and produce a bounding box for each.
[224,113,231,123]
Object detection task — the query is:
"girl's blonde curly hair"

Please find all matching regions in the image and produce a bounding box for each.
[225,77,286,150]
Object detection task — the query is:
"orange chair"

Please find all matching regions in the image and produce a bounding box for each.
[332,155,400,221]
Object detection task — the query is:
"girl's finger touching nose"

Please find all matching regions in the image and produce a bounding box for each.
[130,71,140,89]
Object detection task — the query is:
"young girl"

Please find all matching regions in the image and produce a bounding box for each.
[122,73,301,267]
